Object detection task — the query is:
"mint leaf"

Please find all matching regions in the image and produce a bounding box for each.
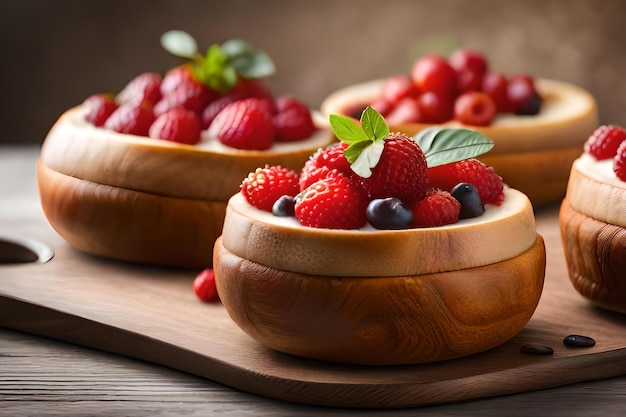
[161,30,198,59]
[361,106,389,140]
[222,39,275,79]
[415,127,494,167]
[329,114,369,144]
[196,44,238,92]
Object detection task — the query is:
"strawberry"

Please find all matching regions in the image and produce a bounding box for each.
[299,142,351,190]
[83,93,118,127]
[103,100,155,136]
[208,98,275,150]
[228,77,274,103]
[427,158,504,206]
[385,97,422,125]
[160,65,195,96]
[294,173,369,229]
[148,108,201,145]
[201,95,238,129]
[193,268,219,302]
[613,139,626,181]
[240,165,300,212]
[272,96,316,141]
[116,72,162,106]
[153,76,215,117]
[410,189,461,228]
[584,125,626,160]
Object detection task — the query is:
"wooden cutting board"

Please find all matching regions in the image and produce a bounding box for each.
[2,205,626,409]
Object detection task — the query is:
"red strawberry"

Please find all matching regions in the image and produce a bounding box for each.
[613,139,626,181]
[428,158,504,206]
[160,65,195,96]
[294,174,369,229]
[103,100,155,136]
[273,95,316,141]
[83,93,118,127]
[410,189,461,228]
[228,77,274,103]
[299,142,351,190]
[385,97,422,125]
[208,98,275,150]
[357,133,429,206]
[154,77,215,117]
[201,95,238,129]
[193,268,219,302]
[584,125,626,160]
[148,108,201,145]
[116,72,162,106]
[240,165,300,212]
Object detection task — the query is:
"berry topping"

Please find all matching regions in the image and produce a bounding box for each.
[116,72,163,106]
[428,158,504,206]
[481,72,513,113]
[451,182,485,219]
[193,268,219,302]
[103,100,155,136]
[240,165,300,212]
[294,174,369,230]
[299,142,351,190]
[410,189,461,228]
[366,197,413,230]
[381,75,420,103]
[453,91,497,126]
[208,98,275,150]
[449,49,488,93]
[385,97,423,125]
[272,95,317,141]
[507,75,542,115]
[584,124,626,160]
[83,94,118,127]
[153,76,215,117]
[148,107,201,145]
[272,195,296,217]
[417,91,453,123]
[411,54,457,95]
[613,139,626,181]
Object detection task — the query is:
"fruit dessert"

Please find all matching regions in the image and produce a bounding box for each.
[560,125,626,314]
[37,31,334,268]
[214,108,546,365]
[321,49,599,206]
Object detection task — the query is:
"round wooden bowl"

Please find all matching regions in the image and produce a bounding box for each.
[559,155,626,314]
[37,106,335,268]
[214,190,546,365]
[321,79,598,207]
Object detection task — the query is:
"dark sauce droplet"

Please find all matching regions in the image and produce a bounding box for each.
[563,334,596,348]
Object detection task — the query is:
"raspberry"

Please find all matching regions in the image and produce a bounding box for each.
[116,72,162,106]
[357,133,429,206]
[273,95,317,141]
[83,93,118,127]
[148,108,201,145]
[410,189,461,228]
[294,174,369,229]
[103,100,155,136]
[208,98,275,150]
[453,91,497,126]
[240,165,300,212]
[193,268,219,302]
[428,158,505,206]
[410,54,457,95]
[613,139,626,181]
[584,124,626,160]
[299,142,351,190]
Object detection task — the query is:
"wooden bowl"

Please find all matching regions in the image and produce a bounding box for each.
[214,189,546,365]
[321,79,598,207]
[37,107,335,268]
[559,155,626,314]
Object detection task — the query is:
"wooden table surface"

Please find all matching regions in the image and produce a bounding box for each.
[2,145,626,416]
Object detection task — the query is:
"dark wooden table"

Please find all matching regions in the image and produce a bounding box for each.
[2,146,626,416]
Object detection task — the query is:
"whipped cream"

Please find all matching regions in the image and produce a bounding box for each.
[576,153,626,190]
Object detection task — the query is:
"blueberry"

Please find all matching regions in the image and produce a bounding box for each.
[451,182,485,219]
[366,198,413,230]
[272,195,296,217]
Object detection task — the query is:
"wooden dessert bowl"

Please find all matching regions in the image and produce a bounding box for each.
[321,79,598,207]
[37,107,335,268]
[214,190,547,365]
[559,156,626,314]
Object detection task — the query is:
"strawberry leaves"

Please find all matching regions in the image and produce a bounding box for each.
[160,30,275,93]
[329,107,388,178]
[415,127,494,167]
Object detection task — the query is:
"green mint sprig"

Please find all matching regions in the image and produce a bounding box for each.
[160,30,275,93]
[329,106,495,178]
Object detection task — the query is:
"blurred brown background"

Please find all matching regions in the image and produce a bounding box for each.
[1,0,625,145]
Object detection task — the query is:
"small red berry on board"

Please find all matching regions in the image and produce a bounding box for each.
[613,139,626,181]
[295,173,369,229]
[116,72,163,106]
[241,165,300,212]
[148,107,202,145]
[193,268,219,302]
[208,98,275,150]
[584,124,626,160]
[410,189,461,228]
[83,93,118,127]
[273,95,317,141]
[103,100,155,136]
[453,91,497,126]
